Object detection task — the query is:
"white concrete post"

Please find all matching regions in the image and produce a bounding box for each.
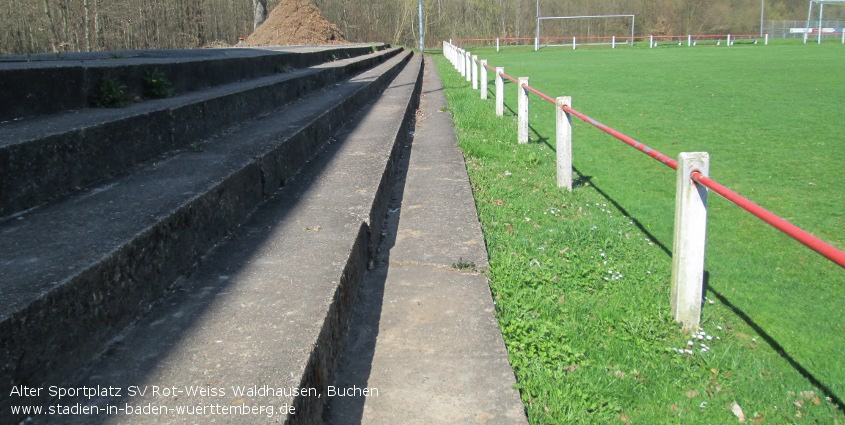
[727,34,732,46]
[496,37,500,52]
[459,49,465,76]
[670,152,710,331]
[495,68,504,117]
[688,34,692,46]
[556,97,573,191]
[765,34,770,45]
[480,60,488,99]
[573,36,577,50]
[612,35,616,49]
[471,55,478,90]
[649,35,654,48]
[465,52,472,82]
[517,77,530,144]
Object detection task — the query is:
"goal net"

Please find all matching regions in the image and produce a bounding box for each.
[538,15,635,48]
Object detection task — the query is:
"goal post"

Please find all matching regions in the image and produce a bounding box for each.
[536,14,636,49]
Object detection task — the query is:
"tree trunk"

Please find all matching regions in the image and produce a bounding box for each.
[253,0,267,29]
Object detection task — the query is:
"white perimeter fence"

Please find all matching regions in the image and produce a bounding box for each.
[442,41,845,331]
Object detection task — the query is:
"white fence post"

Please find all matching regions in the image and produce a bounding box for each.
[842,31,844,44]
[688,34,692,46]
[496,37,500,52]
[471,55,478,90]
[650,35,654,48]
[535,37,539,51]
[556,97,573,191]
[670,152,710,331]
[495,67,504,117]
[480,60,488,99]
[727,34,732,46]
[518,77,529,144]
[612,35,616,49]
[465,52,472,82]
[573,36,577,50]
[459,49,465,76]
[765,34,770,45]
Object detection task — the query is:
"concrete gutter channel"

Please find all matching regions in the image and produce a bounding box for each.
[0,50,414,421]
[0,46,402,218]
[0,43,388,121]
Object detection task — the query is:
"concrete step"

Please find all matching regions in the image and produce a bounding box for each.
[325,56,527,424]
[16,52,424,425]
[0,43,388,122]
[0,46,402,218]
[0,50,416,422]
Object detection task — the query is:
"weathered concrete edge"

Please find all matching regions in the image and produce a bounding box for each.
[0,47,402,219]
[0,44,390,122]
[288,55,424,425]
[0,51,414,417]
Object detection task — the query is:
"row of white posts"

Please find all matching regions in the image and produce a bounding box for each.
[443,40,710,331]
[649,34,770,47]
[479,34,774,51]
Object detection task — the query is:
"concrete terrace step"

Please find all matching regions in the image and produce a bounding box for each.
[0,50,415,421]
[25,52,424,425]
[325,56,527,424]
[0,43,388,121]
[0,46,402,218]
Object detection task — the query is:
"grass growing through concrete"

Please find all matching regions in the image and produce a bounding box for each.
[433,44,845,424]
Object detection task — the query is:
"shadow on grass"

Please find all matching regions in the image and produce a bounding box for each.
[705,272,845,413]
[570,162,844,413]
[571,165,672,257]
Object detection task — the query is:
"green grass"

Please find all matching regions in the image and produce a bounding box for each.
[433,43,845,424]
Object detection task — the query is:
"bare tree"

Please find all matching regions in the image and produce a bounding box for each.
[253,0,268,29]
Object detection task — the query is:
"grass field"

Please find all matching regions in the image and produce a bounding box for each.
[433,43,845,423]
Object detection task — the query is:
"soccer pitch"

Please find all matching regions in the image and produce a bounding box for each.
[435,44,845,423]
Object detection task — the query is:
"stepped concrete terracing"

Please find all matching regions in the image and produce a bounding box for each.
[0,46,400,217]
[0,48,526,425]
[17,53,424,425]
[0,49,413,421]
[0,44,387,121]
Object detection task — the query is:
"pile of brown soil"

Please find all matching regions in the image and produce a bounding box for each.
[244,0,346,46]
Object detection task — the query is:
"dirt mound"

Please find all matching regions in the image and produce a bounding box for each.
[244,0,346,46]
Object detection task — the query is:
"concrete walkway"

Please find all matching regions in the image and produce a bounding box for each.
[326,56,527,424]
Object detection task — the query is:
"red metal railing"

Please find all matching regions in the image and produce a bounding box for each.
[466,49,845,269]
